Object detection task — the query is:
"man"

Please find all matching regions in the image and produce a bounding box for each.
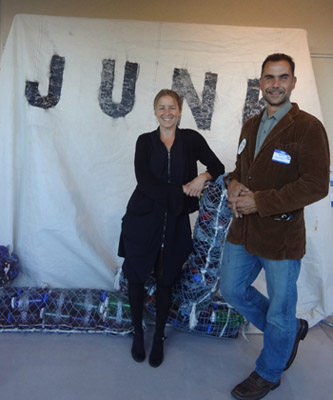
[220,53,330,400]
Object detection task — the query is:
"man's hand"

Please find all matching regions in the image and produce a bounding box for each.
[233,190,257,216]
[227,179,250,217]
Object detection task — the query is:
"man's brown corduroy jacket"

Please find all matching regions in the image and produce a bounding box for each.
[226,103,330,260]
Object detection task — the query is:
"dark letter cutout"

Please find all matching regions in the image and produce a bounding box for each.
[172,69,217,131]
[25,55,65,109]
[242,79,266,124]
[99,60,139,118]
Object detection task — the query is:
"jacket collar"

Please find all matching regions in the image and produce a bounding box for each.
[253,103,299,159]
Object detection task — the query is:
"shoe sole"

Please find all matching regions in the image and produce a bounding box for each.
[131,352,146,362]
[231,380,280,400]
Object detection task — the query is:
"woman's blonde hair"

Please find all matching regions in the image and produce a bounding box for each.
[153,89,183,111]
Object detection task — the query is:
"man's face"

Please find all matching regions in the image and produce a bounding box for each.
[259,60,297,110]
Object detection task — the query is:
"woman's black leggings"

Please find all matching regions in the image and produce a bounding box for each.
[128,282,172,337]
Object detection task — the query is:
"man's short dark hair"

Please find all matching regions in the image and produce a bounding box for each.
[261,53,295,77]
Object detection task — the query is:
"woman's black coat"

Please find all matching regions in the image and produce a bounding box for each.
[118,127,225,285]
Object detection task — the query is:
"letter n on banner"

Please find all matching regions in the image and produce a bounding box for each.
[172,68,217,131]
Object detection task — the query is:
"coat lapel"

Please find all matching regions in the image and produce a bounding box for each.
[253,103,299,161]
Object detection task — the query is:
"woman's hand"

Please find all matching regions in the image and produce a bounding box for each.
[183,172,212,198]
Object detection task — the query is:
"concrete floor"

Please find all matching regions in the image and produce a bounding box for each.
[0,317,332,400]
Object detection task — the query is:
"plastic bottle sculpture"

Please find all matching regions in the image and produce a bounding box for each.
[0,175,244,338]
[0,287,133,335]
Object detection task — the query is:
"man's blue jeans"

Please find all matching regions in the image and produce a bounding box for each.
[220,241,301,382]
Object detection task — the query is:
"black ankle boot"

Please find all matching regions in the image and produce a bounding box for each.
[149,336,165,368]
[131,331,145,362]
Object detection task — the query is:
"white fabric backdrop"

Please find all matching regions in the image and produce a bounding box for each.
[0,14,332,326]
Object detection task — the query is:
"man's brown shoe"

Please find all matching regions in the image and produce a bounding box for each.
[231,371,280,400]
[284,318,308,371]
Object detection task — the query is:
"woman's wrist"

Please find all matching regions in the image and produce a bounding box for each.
[201,172,212,181]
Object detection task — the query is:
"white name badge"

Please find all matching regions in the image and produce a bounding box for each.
[238,138,246,155]
[272,149,291,164]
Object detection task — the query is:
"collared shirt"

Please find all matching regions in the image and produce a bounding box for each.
[254,101,293,157]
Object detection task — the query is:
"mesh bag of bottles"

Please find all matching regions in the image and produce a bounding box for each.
[146,288,244,339]
[0,287,133,335]
[0,246,19,286]
[145,174,245,338]
[173,174,233,305]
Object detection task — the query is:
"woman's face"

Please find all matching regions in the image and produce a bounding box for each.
[154,95,181,131]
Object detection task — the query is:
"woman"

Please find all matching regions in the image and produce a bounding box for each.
[118,89,225,367]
